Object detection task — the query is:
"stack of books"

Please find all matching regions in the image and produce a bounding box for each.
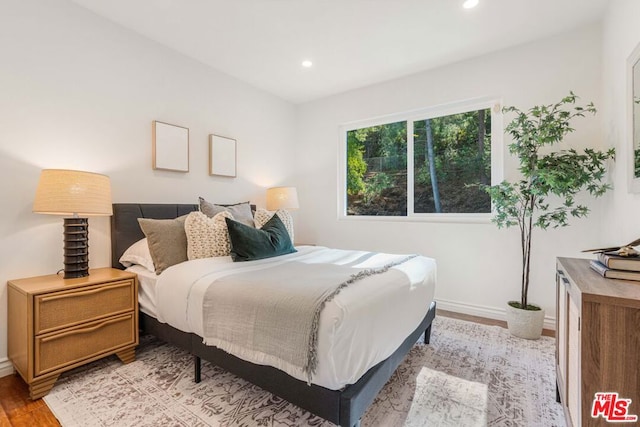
[590,252,640,281]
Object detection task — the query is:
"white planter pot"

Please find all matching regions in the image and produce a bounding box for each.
[505,302,545,340]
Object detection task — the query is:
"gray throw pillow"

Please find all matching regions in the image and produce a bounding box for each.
[199,197,255,227]
[138,215,187,274]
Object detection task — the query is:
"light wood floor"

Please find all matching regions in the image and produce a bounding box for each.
[0,310,554,426]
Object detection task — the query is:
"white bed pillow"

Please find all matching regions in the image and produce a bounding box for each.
[119,238,155,272]
[254,208,294,243]
[185,210,234,259]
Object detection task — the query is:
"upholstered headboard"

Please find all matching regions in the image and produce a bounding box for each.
[111,203,199,269]
[110,203,257,270]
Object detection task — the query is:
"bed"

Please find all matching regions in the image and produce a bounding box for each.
[111,203,437,427]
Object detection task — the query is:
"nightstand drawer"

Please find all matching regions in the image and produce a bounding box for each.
[35,279,135,334]
[35,313,136,376]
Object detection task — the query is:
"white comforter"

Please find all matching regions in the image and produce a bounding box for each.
[153,246,436,390]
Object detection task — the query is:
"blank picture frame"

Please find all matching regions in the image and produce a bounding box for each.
[152,120,189,172]
[209,134,237,177]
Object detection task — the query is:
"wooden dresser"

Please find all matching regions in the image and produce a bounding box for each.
[7,267,138,399]
[556,257,640,426]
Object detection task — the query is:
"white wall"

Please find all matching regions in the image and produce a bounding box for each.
[601,0,640,241]
[0,0,296,375]
[295,25,607,327]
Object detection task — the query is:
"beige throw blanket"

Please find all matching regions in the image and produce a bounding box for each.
[201,255,417,382]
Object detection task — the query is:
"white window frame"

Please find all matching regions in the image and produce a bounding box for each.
[338,96,504,223]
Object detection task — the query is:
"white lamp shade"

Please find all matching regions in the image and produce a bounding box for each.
[266,186,299,211]
[33,169,113,216]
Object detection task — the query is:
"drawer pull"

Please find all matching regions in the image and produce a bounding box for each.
[39,282,130,302]
[40,317,127,343]
[557,269,565,276]
[562,277,570,286]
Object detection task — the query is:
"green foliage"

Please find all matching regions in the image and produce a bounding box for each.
[413,109,491,213]
[346,131,367,195]
[346,122,407,205]
[484,92,614,308]
[363,173,393,205]
[347,110,493,214]
[415,165,432,186]
[348,121,407,165]
[359,122,407,159]
[414,110,490,183]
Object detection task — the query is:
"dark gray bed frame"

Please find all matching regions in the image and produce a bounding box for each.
[111,203,437,427]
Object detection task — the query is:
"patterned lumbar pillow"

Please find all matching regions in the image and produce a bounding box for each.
[253,208,294,243]
[184,211,234,259]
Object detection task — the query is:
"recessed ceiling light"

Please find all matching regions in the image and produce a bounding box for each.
[463,0,479,9]
[301,60,313,68]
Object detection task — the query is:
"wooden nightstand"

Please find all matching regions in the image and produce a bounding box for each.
[7,267,138,399]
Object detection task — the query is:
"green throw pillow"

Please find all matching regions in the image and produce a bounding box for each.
[225,214,296,262]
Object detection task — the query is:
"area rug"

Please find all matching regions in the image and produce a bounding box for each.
[43,316,564,426]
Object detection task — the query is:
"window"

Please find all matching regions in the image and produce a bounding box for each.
[341,98,502,220]
[347,121,407,216]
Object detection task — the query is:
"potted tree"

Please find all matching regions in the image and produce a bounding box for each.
[486,92,614,339]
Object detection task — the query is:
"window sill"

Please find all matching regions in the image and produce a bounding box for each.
[338,213,493,224]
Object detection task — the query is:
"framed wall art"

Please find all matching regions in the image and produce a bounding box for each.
[152,120,189,172]
[209,134,237,177]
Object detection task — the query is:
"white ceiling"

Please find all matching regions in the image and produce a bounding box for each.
[70,0,608,104]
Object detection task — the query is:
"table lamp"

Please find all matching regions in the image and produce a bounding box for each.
[266,186,299,211]
[33,169,113,279]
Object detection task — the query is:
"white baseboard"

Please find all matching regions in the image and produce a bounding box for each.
[0,357,14,378]
[436,298,556,331]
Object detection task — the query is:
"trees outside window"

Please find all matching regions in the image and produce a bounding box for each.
[346,121,407,216]
[344,101,496,217]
